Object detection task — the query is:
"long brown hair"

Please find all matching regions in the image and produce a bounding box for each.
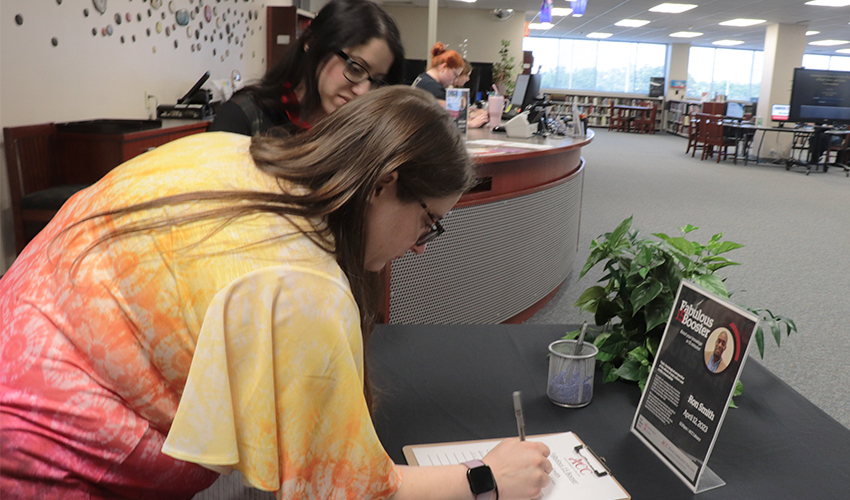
[59,86,476,406]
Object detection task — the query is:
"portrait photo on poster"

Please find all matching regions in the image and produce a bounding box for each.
[704,327,735,374]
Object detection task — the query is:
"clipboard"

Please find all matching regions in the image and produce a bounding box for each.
[403,431,630,500]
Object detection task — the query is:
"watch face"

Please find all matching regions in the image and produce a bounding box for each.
[467,465,496,494]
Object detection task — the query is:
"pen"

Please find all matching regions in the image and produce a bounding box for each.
[513,391,526,441]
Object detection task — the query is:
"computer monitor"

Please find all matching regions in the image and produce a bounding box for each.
[511,74,541,111]
[788,67,850,125]
[466,62,493,103]
[771,104,790,122]
[726,102,744,118]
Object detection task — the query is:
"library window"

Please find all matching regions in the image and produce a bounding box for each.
[687,47,762,102]
[523,37,666,94]
[802,54,850,71]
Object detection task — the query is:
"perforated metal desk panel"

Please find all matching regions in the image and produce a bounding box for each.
[385,129,593,324]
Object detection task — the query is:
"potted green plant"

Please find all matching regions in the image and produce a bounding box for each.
[492,39,516,97]
[565,216,796,401]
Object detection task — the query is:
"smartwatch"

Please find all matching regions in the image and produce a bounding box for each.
[462,460,497,500]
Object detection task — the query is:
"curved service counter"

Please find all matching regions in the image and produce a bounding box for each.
[384,128,593,324]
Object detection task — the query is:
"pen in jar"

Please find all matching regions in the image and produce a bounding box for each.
[513,390,526,441]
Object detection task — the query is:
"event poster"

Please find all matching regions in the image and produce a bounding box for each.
[446,88,469,137]
[631,281,758,493]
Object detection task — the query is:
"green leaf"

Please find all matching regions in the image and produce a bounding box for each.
[573,286,607,313]
[707,261,742,272]
[608,216,633,248]
[770,319,781,347]
[663,237,696,256]
[645,301,672,333]
[646,335,660,357]
[615,358,641,381]
[734,380,744,397]
[634,245,653,267]
[679,224,699,234]
[708,232,724,245]
[601,362,619,383]
[713,241,745,255]
[631,281,663,315]
[692,274,729,298]
[627,346,651,363]
[594,298,620,326]
[755,326,765,358]
[562,329,581,340]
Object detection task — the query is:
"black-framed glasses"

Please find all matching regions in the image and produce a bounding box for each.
[415,198,446,247]
[336,50,387,88]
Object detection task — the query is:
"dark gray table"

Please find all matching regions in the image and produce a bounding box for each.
[368,324,850,499]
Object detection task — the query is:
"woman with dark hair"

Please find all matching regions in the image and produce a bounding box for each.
[0,86,552,500]
[209,0,404,136]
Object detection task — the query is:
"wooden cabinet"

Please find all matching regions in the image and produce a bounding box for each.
[57,119,209,185]
[266,6,314,72]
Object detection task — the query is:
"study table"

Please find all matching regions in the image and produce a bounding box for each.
[368,324,850,499]
[612,105,653,133]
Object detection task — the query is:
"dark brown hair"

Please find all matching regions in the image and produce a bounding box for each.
[239,0,404,123]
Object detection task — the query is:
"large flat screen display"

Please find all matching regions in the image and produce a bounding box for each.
[789,68,850,124]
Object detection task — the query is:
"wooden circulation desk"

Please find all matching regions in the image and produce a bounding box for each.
[383,128,593,324]
[57,119,210,185]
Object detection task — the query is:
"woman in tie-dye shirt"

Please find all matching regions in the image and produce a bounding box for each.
[0,87,552,500]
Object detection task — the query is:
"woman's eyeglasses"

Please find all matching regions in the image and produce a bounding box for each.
[337,51,388,88]
[414,198,446,247]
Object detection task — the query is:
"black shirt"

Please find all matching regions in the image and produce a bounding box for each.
[208,92,297,136]
[412,72,446,101]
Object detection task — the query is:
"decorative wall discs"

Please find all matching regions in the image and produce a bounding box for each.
[151,0,162,9]
[155,21,162,33]
[175,9,189,25]
[93,0,107,15]
[205,5,212,22]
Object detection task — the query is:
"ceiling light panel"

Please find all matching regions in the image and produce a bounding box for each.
[587,32,613,39]
[805,0,850,6]
[615,19,651,27]
[528,22,553,30]
[809,39,850,46]
[670,31,703,38]
[649,3,698,13]
[551,8,572,16]
[719,19,766,27]
[806,31,821,36]
[713,40,744,46]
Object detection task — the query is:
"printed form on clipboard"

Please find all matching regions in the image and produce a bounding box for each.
[403,432,630,500]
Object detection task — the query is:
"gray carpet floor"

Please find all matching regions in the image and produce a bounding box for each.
[526,127,850,430]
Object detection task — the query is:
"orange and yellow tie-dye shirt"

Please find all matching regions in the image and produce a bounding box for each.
[0,132,401,499]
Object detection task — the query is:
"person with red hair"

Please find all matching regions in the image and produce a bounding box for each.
[412,43,488,128]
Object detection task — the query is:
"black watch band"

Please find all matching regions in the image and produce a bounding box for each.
[462,460,497,500]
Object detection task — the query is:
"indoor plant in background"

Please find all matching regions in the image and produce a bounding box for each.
[565,216,797,402]
[492,39,516,97]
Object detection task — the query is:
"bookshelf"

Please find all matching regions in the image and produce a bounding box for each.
[545,91,663,130]
[665,99,754,137]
